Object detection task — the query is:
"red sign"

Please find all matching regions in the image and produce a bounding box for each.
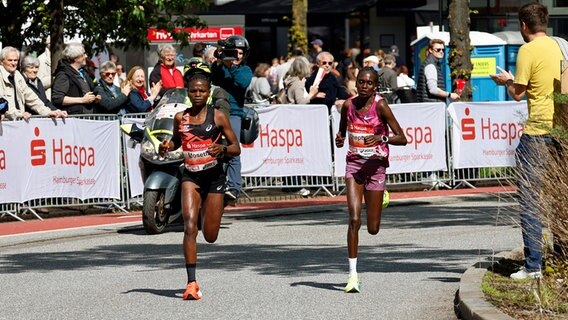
[147,26,243,43]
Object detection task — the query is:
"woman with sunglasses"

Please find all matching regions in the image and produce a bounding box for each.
[335,67,407,293]
[94,61,131,115]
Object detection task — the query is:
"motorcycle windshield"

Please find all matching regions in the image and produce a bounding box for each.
[146,88,189,134]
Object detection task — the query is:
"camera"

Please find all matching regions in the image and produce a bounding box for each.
[217,38,247,61]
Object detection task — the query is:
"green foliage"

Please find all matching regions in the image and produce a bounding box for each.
[0,0,209,54]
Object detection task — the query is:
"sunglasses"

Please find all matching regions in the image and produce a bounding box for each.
[103,72,117,77]
[319,61,333,66]
[433,48,445,53]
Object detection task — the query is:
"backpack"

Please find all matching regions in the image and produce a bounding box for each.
[241,106,260,144]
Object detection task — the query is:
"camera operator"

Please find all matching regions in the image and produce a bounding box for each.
[210,35,253,202]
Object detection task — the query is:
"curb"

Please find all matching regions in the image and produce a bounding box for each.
[457,261,515,320]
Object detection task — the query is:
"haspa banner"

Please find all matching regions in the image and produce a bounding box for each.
[331,102,448,176]
[447,101,528,168]
[241,104,333,177]
[0,118,121,203]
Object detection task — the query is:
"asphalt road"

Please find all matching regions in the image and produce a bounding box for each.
[0,193,521,320]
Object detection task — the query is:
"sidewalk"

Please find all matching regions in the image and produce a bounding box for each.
[0,185,514,237]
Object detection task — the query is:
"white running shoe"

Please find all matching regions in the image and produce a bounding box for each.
[510,266,542,280]
[296,188,310,197]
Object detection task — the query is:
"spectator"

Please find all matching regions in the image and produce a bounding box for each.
[248,63,273,104]
[94,61,131,114]
[389,44,405,68]
[21,55,56,112]
[309,39,324,63]
[396,65,417,103]
[84,60,98,86]
[0,47,66,121]
[125,66,162,113]
[344,61,359,97]
[149,44,184,98]
[281,56,318,197]
[378,54,399,104]
[416,39,460,103]
[51,43,100,114]
[37,37,51,98]
[283,56,318,104]
[305,51,349,110]
[192,42,207,58]
[362,55,381,71]
[210,35,253,202]
[267,57,280,93]
[276,47,304,90]
[490,2,564,279]
[115,64,126,87]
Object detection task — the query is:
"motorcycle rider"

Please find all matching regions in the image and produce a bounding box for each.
[159,73,241,300]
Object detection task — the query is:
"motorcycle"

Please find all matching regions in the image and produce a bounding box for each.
[120,88,188,234]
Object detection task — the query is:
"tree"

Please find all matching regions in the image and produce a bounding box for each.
[0,0,209,73]
[289,0,308,56]
[448,0,473,101]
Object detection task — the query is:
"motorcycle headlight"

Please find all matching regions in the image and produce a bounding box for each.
[140,140,158,161]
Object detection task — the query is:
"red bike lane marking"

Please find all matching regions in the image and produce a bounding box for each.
[0,186,514,237]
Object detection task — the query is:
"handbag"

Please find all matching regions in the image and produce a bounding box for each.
[0,97,8,115]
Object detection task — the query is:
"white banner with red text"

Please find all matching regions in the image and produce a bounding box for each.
[241,104,333,176]
[0,118,121,203]
[447,101,528,168]
[331,102,448,176]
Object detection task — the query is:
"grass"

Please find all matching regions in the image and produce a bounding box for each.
[482,259,568,320]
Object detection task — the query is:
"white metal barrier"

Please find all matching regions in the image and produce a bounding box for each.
[0,101,524,220]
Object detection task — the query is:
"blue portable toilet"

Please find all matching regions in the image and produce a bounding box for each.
[493,31,525,101]
[493,31,525,75]
[411,31,507,102]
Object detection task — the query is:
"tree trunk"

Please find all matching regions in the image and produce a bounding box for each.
[448,0,473,101]
[49,0,65,76]
[290,0,308,56]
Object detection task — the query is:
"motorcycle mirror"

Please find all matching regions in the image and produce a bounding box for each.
[120,123,144,143]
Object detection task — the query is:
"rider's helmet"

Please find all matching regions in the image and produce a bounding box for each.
[218,35,250,63]
[183,57,211,84]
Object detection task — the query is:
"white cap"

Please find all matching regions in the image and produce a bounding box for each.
[363,55,380,65]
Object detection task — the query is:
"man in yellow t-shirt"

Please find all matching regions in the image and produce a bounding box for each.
[491,2,563,280]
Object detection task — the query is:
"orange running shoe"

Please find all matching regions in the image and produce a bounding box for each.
[182,281,202,300]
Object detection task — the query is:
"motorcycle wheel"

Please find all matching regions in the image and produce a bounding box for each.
[143,190,168,234]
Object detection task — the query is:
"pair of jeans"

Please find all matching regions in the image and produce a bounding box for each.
[226,115,242,197]
[515,134,553,272]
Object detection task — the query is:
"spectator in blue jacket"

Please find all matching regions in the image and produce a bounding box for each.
[125,66,162,113]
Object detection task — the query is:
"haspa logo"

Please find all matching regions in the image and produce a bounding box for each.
[0,148,6,171]
[30,127,96,173]
[251,124,303,153]
[30,127,46,165]
[460,107,524,145]
[461,107,476,140]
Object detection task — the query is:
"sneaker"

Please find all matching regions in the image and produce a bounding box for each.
[344,274,360,293]
[182,281,202,300]
[296,188,310,197]
[510,267,542,280]
[224,189,238,200]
